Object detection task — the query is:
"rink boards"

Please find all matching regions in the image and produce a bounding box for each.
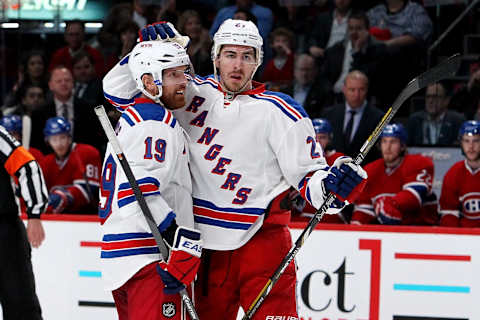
[3,215,478,320]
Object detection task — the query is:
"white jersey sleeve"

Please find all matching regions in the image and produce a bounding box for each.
[103,55,140,111]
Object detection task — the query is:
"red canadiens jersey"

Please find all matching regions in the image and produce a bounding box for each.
[41,143,101,213]
[352,154,437,225]
[439,160,480,227]
[325,150,344,166]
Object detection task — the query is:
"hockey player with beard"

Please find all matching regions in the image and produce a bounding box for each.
[103,20,367,319]
[99,41,202,320]
[439,120,480,227]
[351,123,437,225]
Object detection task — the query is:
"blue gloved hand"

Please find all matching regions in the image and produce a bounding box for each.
[156,264,185,295]
[138,21,190,48]
[139,22,175,41]
[47,187,73,213]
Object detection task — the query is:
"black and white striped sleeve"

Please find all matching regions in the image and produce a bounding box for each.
[0,127,48,218]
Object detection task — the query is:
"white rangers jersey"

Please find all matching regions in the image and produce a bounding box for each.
[103,56,327,251]
[99,97,193,290]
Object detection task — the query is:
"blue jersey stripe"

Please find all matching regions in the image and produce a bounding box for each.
[101,247,159,258]
[250,95,298,122]
[104,91,135,105]
[194,215,251,230]
[121,113,135,126]
[118,191,160,208]
[193,198,264,215]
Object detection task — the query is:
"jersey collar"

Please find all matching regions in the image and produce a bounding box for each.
[216,80,266,97]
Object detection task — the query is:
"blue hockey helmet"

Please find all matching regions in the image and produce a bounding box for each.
[312,118,333,135]
[43,117,72,137]
[379,123,407,144]
[459,120,480,137]
[0,115,22,134]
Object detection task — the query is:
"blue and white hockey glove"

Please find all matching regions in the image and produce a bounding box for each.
[307,156,367,212]
[139,21,190,48]
[157,226,202,294]
[47,187,73,213]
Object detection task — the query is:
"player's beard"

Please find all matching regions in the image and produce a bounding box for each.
[223,69,254,93]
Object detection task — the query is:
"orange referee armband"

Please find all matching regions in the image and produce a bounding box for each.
[4,146,35,176]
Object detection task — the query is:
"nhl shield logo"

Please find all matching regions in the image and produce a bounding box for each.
[162,302,176,318]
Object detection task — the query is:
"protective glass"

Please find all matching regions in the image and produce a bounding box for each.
[218,48,257,65]
[162,67,194,86]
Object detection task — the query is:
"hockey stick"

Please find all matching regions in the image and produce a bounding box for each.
[242,53,462,320]
[94,105,199,320]
[22,115,31,150]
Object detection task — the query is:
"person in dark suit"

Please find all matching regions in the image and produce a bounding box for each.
[30,66,105,154]
[322,70,384,164]
[281,54,330,118]
[320,11,388,104]
[72,51,105,107]
[407,81,465,146]
[307,0,353,59]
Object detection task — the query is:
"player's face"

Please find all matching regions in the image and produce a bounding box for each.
[380,137,404,164]
[160,65,189,110]
[315,133,330,150]
[48,133,72,159]
[461,134,480,162]
[216,45,257,92]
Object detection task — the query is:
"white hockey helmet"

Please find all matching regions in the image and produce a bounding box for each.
[128,40,192,103]
[212,19,263,66]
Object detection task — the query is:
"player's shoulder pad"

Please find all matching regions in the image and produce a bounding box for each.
[249,90,308,122]
[191,74,220,90]
[121,100,177,129]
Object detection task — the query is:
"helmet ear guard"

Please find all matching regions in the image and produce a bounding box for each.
[128,41,192,103]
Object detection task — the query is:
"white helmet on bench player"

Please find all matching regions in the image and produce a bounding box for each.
[128,40,192,103]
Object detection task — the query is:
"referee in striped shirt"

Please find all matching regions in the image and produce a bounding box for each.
[0,125,48,320]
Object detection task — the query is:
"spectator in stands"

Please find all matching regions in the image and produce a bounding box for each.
[209,0,273,47]
[322,70,383,164]
[351,123,437,225]
[281,53,330,118]
[439,120,480,227]
[0,115,44,162]
[31,66,104,154]
[119,20,140,60]
[320,11,388,100]
[307,0,353,59]
[451,67,480,121]
[176,10,212,76]
[49,20,105,77]
[42,117,101,214]
[233,8,258,24]
[368,0,432,49]
[367,0,433,108]
[72,51,104,107]
[407,82,465,146]
[2,50,48,111]
[261,27,295,91]
[2,84,45,116]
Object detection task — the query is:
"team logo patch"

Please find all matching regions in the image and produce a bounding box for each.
[162,302,176,318]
